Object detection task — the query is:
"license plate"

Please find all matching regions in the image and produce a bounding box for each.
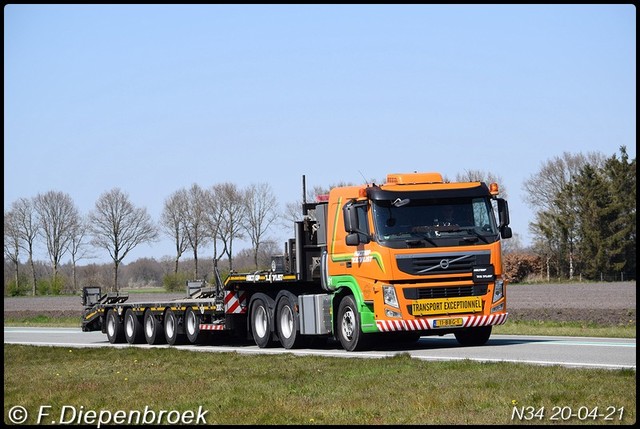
[433,318,463,328]
[412,296,482,316]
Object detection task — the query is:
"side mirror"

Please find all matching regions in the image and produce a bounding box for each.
[343,202,359,233]
[346,233,359,246]
[343,201,370,246]
[346,232,371,246]
[497,198,510,228]
[500,226,513,239]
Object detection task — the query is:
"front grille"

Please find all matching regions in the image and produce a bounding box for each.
[403,284,488,300]
[396,250,491,275]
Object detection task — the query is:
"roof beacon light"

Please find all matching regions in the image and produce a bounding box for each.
[489,182,499,196]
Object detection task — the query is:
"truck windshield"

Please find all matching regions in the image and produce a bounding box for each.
[372,197,499,248]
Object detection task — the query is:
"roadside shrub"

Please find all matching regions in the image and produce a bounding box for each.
[504,252,543,284]
[5,274,30,296]
[163,272,191,292]
[36,276,65,295]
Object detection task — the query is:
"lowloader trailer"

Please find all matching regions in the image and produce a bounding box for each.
[82,172,512,351]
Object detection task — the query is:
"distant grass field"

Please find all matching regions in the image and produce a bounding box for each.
[3,345,635,425]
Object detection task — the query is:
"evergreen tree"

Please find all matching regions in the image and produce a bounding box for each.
[572,165,613,279]
[603,146,636,279]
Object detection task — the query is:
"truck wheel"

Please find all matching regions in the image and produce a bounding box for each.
[106,309,124,344]
[276,294,304,349]
[185,307,204,344]
[454,326,492,346]
[124,309,144,344]
[337,295,369,351]
[144,310,165,345]
[251,297,274,348]
[164,308,185,346]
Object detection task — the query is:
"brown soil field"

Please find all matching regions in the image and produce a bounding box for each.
[3,282,636,326]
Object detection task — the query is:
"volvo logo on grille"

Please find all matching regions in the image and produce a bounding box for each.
[439,259,450,269]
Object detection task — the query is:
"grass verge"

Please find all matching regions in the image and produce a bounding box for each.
[3,344,635,425]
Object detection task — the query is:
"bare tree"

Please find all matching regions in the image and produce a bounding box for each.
[34,191,80,285]
[4,210,21,290]
[8,198,40,294]
[243,183,279,269]
[204,185,226,274]
[88,188,158,292]
[68,218,92,292]
[183,184,209,280]
[214,182,246,272]
[456,169,508,199]
[161,189,189,274]
[523,151,605,212]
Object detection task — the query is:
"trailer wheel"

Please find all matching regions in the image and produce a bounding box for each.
[251,297,274,348]
[337,295,369,352]
[106,309,124,344]
[454,326,492,347]
[276,294,304,349]
[164,308,185,346]
[185,307,204,344]
[144,310,165,345]
[124,309,144,344]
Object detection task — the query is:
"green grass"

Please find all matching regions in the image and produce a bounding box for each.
[3,345,635,425]
[494,320,636,339]
[4,315,81,327]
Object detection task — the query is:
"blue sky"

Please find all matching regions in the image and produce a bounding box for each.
[4,4,636,265]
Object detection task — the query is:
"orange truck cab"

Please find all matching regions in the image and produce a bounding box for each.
[316,172,512,351]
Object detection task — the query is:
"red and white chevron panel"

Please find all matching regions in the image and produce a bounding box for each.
[376,313,509,332]
[199,324,225,331]
[224,290,247,314]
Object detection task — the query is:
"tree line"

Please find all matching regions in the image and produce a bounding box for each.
[4,146,635,295]
[517,146,635,283]
[5,182,279,294]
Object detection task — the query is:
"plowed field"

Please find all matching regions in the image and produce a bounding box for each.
[4,282,636,325]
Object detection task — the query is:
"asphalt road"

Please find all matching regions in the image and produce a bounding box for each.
[4,327,636,371]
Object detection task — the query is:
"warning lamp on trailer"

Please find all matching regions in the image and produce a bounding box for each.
[316,194,329,202]
[489,183,499,196]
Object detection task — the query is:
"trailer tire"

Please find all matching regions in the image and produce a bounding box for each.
[106,309,124,344]
[124,309,144,344]
[276,294,304,349]
[251,297,275,348]
[454,326,492,346]
[185,307,204,344]
[164,308,186,346]
[337,295,370,351]
[144,310,165,345]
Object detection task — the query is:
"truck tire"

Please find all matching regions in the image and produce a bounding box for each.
[124,309,144,344]
[144,310,165,345]
[164,308,186,346]
[276,294,304,349]
[106,309,125,344]
[251,297,274,348]
[185,307,204,344]
[454,326,492,346]
[337,295,370,352]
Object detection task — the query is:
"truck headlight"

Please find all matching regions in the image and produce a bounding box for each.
[383,285,399,308]
[385,308,402,318]
[493,280,504,303]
